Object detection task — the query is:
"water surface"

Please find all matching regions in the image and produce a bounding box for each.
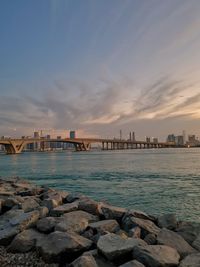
[0,148,200,221]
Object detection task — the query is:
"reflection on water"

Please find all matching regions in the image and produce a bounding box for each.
[0,148,200,220]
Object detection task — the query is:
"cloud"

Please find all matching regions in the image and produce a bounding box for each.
[0,76,200,138]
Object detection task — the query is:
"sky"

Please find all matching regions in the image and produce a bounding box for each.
[1,0,200,140]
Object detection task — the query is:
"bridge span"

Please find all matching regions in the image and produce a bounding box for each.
[0,137,175,154]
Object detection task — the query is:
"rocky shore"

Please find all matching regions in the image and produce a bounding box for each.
[0,177,200,267]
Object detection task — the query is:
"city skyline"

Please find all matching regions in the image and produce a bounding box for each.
[1,0,200,139]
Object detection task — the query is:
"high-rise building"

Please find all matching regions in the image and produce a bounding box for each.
[175,135,184,146]
[132,132,135,141]
[167,134,176,143]
[146,137,150,143]
[70,131,76,139]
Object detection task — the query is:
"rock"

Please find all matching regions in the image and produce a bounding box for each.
[20,197,40,212]
[99,203,127,221]
[144,233,157,245]
[122,216,160,238]
[78,198,100,215]
[55,210,99,233]
[176,221,200,245]
[192,234,200,251]
[37,231,92,263]
[37,206,49,218]
[88,220,120,234]
[41,198,60,210]
[0,209,40,245]
[128,227,141,238]
[97,233,146,261]
[133,245,180,267]
[127,210,156,222]
[119,260,145,267]
[157,228,196,257]
[7,229,44,252]
[65,193,87,203]
[70,254,98,267]
[157,214,177,230]
[3,197,20,210]
[50,202,78,216]
[179,253,200,267]
[37,217,58,233]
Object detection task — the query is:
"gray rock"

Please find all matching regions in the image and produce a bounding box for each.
[99,203,127,221]
[127,210,156,222]
[176,221,200,245]
[78,198,100,215]
[0,209,40,245]
[37,231,92,263]
[70,254,98,267]
[20,197,40,212]
[179,253,200,267]
[50,202,78,216]
[122,216,160,237]
[133,245,180,267]
[119,260,145,267]
[55,210,99,233]
[88,219,120,234]
[41,198,60,210]
[157,228,196,257]
[97,233,146,261]
[157,214,177,230]
[3,197,20,210]
[65,193,87,203]
[7,229,44,252]
[192,234,200,251]
[37,217,58,233]
[144,233,157,245]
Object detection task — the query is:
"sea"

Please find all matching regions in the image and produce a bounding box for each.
[0,148,200,221]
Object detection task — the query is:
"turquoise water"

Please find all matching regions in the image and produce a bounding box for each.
[0,148,200,221]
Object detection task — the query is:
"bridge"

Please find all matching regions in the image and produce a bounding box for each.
[0,137,175,154]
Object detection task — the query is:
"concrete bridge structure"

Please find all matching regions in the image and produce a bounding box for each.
[0,137,175,154]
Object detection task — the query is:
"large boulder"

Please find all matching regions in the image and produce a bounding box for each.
[99,203,127,221]
[133,245,180,267]
[0,209,39,245]
[88,220,120,234]
[36,231,92,263]
[7,229,44,252]
[157,228,196,257]
[119,260,145,267]
[37,217,59,233]
[55,210,99,233]
[179,253,200,267]
[157,214,177,230]
[122,216,160,238]
[78,198,100,215]
[176,221,200,245]
[50,202,78,216]
[70,254,98,267]
[20,197,40,212]
[97,233,146,261]
[192,234,200,251]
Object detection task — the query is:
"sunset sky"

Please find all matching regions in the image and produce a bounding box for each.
[1,0,200,140]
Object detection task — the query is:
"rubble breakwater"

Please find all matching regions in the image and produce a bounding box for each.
[0,177,200,267]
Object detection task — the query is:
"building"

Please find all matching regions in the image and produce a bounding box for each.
[146,137,151,143]
[187,135,199,147]
[167,134,176,143]
[153,138,158,143]
[70,131,76,139]
[175,135,184,146]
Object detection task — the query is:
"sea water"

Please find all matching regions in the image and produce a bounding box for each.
[0,148,200,221]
